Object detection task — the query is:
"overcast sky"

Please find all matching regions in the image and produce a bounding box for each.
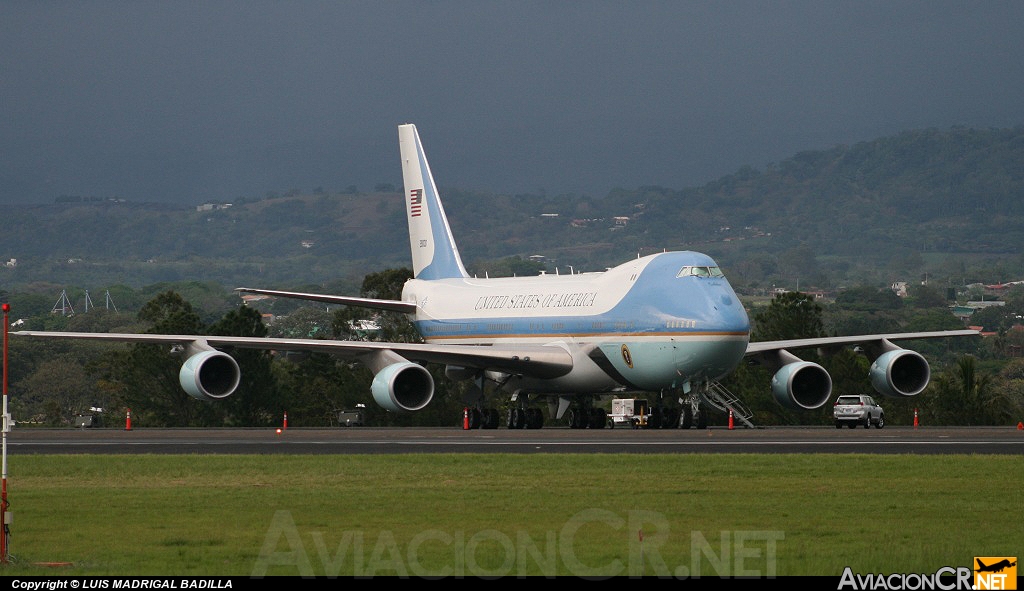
[3,1,1023,204]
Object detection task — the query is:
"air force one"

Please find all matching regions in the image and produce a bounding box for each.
[16,124,978,429]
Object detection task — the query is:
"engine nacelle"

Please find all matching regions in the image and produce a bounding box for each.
[371,361,434,412]
[179,350,241,401]
[869,348,930,397]
[770,361,833,410]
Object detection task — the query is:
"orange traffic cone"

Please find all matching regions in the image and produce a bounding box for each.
[1017,422,1022,431]
[463,408,469,430]
[728,409,734,430]
[125,409,132,431]
[913,408,919,429]
[283,411,288,430]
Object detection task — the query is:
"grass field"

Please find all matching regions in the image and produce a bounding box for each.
[0,453,1020,577]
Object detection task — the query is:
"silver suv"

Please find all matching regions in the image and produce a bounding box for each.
[833,395,884,429]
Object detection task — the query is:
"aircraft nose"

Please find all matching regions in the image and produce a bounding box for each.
[713,293,750,334]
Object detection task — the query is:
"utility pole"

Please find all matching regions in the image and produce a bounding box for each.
[1,302,12,563]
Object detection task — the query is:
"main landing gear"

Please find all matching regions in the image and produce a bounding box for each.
[566,404,608,429]
[506,406,544,429]
[461,381,546,429]
[464,407,501,430]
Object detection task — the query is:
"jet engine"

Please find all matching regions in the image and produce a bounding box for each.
[371,361,434,412]
[869,348,930,397]
[770,360,833,410]
[179,350,241,401]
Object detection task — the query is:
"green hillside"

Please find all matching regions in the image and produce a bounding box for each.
[1,126,1022,300]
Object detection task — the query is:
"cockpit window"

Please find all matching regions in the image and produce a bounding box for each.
[677,266,724,278]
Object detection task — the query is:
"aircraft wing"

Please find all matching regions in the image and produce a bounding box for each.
[12,331,573,379]
[739,329,981,411]
[744,329,981,356]
[234,287,417,314]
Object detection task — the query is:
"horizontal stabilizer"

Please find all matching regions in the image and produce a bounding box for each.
[235,287,417,314]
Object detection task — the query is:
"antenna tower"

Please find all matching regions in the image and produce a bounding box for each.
[51,290,75,316]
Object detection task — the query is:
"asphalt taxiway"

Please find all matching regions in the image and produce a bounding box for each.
[5,425,1023,455]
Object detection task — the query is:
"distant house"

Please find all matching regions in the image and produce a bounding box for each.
[891,282,908,297]
[196,203,234,212]
[350,319,380,339]
[967,301,1005,309]
[968,325,998,337]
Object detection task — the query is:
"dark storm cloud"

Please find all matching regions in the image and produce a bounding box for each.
[2,1,1023,203]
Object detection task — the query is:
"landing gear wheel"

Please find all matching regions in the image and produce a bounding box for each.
[696,411,707,429]
[507,408,526,429]
[680,406,693,429]
[588,407,607,429]
[526,407,544,429]
[567,408,583,429]
[645,407,663,429]
[479,408,500,429]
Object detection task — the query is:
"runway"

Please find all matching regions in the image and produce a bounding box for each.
[5,425,1023,455]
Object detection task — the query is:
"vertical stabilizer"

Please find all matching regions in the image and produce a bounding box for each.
[399,124,469,280]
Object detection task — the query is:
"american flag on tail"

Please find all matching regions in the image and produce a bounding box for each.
[409,188,422,217]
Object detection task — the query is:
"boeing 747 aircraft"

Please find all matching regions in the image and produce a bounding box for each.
[16,124,978,429]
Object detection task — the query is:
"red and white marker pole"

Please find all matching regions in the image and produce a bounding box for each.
[1,302,11,563]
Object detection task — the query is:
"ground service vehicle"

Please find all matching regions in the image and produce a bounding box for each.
[608,398,649,428]
[337,409,365,427]
[833,395,884,429]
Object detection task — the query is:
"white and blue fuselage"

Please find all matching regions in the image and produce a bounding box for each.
[403,250,751,394]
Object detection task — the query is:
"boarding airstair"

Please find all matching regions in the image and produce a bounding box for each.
[701,381,756,428]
